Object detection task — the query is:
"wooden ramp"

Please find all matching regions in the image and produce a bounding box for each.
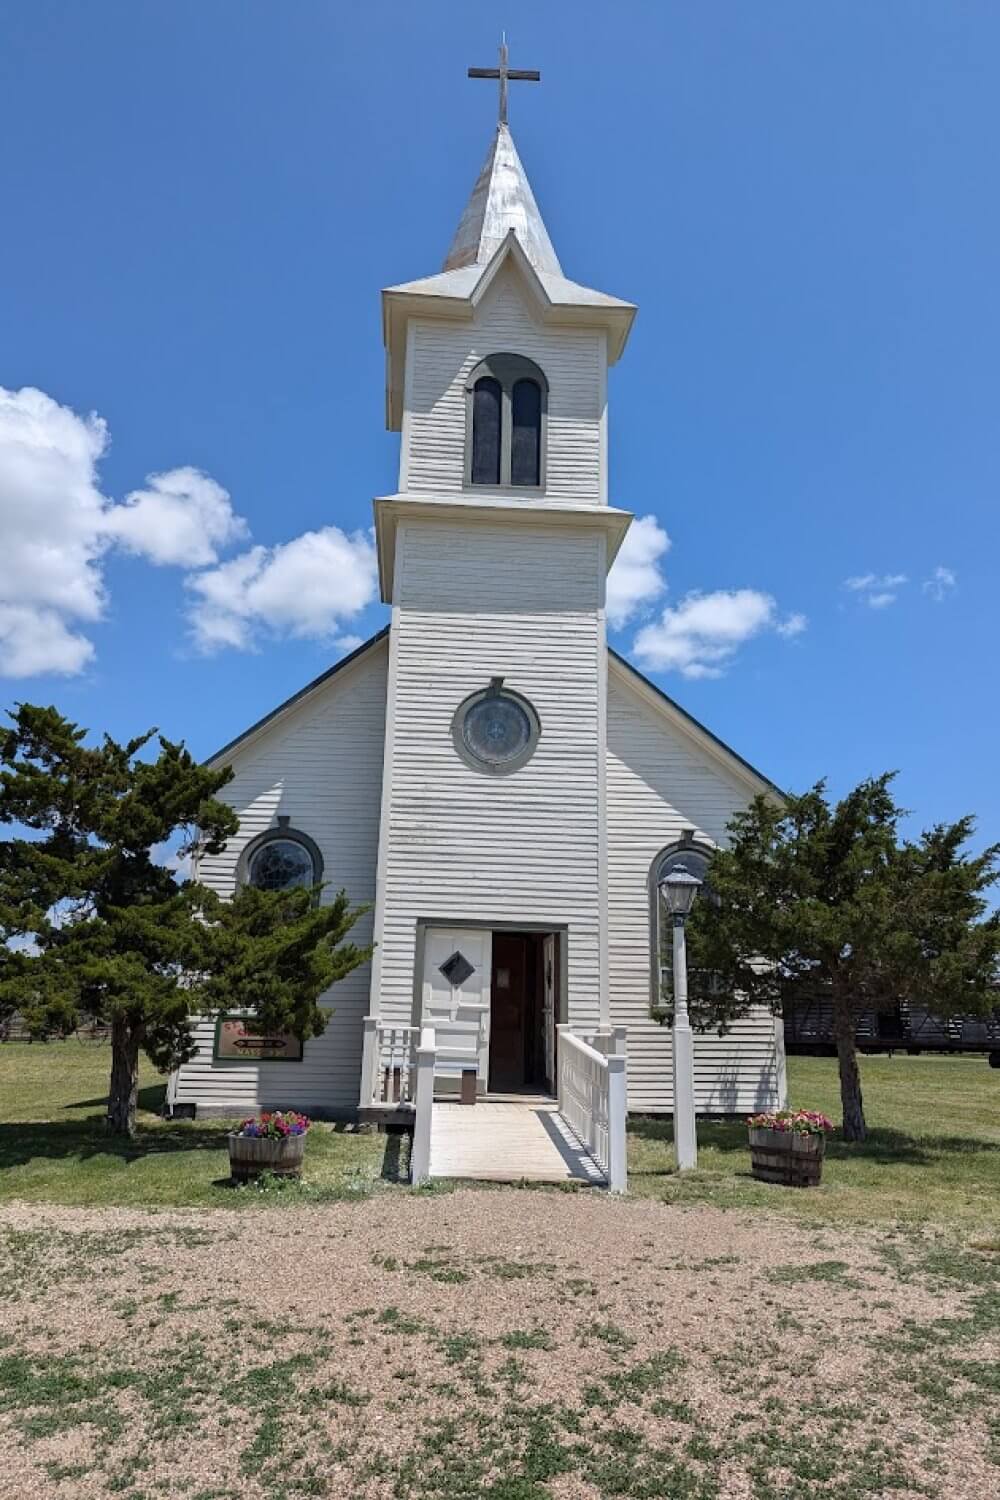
[428,1099,606,1185]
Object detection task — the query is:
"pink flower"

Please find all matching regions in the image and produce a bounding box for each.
[748,1108,834,1137]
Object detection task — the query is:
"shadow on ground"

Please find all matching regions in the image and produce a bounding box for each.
[626,1115,1000,1170]
[0,1109,408,1183]
[66,1084,168,1113]
[0,1119,231,1166]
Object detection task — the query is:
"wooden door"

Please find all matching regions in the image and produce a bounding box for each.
[421,927,491,1085]
[542,933,557,1092]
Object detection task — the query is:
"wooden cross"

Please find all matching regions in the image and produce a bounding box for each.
[468,39,540,127]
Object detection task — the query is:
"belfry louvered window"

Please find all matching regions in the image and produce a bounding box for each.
[467,354,547,490]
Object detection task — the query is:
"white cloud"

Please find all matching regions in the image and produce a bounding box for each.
[105,466,247,567]
[776,611,808,638]
[151,840,193,880]
[0,387,109,661]
[185,527,378,653]
[844,571,908,609]
[0,605,95,677]
[606,515,671,628]
[844,572,909,592]
[632,589,805,679]
[0,386,248,677]
[923,565,956,602]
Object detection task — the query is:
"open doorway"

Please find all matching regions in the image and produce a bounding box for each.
[488,931,559,1094]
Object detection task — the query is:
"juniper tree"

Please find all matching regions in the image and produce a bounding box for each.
[197,881,372,1046]
[0,704,239,1134]
[0,704,373,1137]
[685,775,1000,1141]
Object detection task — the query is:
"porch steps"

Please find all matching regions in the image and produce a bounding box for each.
[428,1099,606,1185]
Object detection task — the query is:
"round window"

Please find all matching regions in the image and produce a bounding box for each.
[454,686,540,773]
[247,838,315,892]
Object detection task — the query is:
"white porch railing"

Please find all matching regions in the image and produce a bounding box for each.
[556,1025,628,1193]
[360,1019,420,1108]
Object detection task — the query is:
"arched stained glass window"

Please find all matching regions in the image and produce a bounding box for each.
[248,838,316,892]
[238,824,324,897]
[466,354,548,490]
[511,378,542,487]
[471,377,502,486]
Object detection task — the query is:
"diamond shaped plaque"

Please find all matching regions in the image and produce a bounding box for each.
[439,950,475,987]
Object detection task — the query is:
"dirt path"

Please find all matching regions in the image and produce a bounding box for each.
[0,1191,996,1499]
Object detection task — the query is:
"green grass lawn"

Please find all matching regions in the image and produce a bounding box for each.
[0,1040,402,1208]
[629,1052,1000,1227]
[0,1041,997,1223]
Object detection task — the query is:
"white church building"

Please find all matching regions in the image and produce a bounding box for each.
[173,78,786,1163]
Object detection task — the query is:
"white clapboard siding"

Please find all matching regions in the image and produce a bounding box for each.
[374,517,605,1031]
[606,661,784,1114]
[173,640,388,1115]
[404,265,606,503]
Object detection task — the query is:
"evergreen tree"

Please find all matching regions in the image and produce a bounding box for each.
[197,881,372,1046]
[686,775,1000,1140]
[0,704,372,1136]
[0,704,239,1133]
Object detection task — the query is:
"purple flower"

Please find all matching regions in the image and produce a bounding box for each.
[236,1110,312,1140]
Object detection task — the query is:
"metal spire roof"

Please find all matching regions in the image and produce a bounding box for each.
[443,123,562,278]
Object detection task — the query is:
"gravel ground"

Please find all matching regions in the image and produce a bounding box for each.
[0,1190,996,1499]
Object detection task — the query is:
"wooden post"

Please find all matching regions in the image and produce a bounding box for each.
[411,1025,436,1185]
[555,1025,570,1113]
[360,1016,379,1107]
[608,1025,627,1058]
[606,1052,628,1193]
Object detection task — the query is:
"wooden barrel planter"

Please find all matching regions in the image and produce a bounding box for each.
[748,1127,825,1188]
[228,1132,306,1182]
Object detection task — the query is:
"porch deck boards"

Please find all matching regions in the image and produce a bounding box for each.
[428,1100,606,1185]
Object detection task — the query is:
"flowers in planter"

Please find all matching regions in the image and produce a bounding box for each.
[234,1110,311,1139]
[747,1109,834,1136]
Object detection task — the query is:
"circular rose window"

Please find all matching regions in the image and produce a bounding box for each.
[453,683,541,774]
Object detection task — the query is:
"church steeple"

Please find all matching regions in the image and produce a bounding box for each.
[443,122,562,278]
[380,45,635,433]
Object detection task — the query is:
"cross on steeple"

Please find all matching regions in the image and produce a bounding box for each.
[468,38,540,128]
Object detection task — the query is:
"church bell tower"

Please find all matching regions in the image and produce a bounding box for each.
[366,49,637,1089]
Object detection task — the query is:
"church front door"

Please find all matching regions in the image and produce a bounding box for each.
[488,931,554,1094]
[419,926,492,1088]
[419,926,560,1095]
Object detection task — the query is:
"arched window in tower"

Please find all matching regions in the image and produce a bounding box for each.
[471,376,502,486]
[511,378,542,486]
[466,354,548,490]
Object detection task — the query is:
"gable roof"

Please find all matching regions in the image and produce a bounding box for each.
[204,626,780,804]
[382,230,635,431]
[386,254,633,315]
[608,648,784,801]
[204,627,389,768]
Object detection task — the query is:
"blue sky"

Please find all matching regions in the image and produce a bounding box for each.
[1,2,997,851]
